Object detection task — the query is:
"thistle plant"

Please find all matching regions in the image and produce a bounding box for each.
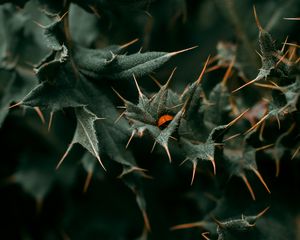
[0,0,299,239]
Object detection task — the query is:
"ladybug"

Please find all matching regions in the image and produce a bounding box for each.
[157,114,174,129]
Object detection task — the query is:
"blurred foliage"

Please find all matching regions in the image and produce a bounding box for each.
[0,0,300,239]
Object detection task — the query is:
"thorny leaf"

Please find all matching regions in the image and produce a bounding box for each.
[87,85,141,172]
[225,141,271,200]
[57,106,105,170]
[42,12,67,51]
[0,1,299,239]
[180,125,228,184]
[74,46,196,80]
[233,8,291,93]
[123,75,183,160]
[22,64,87,111]
[216,208,269,240]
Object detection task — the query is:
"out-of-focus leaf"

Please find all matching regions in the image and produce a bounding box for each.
[0,67,37,127]
[0,4,28,63]
[204,83,230,129]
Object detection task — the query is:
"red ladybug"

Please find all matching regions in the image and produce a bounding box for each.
[157,114,174,129]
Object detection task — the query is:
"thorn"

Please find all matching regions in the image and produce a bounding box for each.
[118,166,149,179]
[229,96,239,115]
[9,101,22,109]
[120,38,139,49]
[278,105,289,115]
[283,17,300,20]
[142,210,151,232]
[223,133,241,142]
[207,55,219,65]
[232,76,261,93]
[259,120,266,141]
[170,221,204,231]
[255,50,263,59]
[280,36,289,53]
[205,64,223,73]
[114,110,126,124]
[109,51,117,61]
[179,158,189,166]
[179,98,188,112]
[196,55,211,85]
[292,145,300,160]
[202,232,210,240]
[138,47,143,53]
[207,155,216,175]
[166,103,184,110]
[144,10,152,18]
[190,161,197,186]
[222,57,235,87]
[255,144,274,152]
[275,158,280,177]
[56,144,73,170]
[164,67,177,88]
[169,136,178,141]
[150,141,157,153]
[88,5,101,18]
[83,171,93,193]
[269,80,283,90]
[32,20,47,28]
[256,206,270,219]
[59,11,69,21]
[163,143,172,163]
[112,88,128,103]
[241,173,256,200]
[244,113,269,135]
[33,107,45,124]
[95,152,106,172]
[133,74,143,97]
[126,130,135,149]
[211,216,225,228]
[273,52,293,66]
[149,74,162,88]
[95,117,106,121]
[275,114,281,129]
[254,83,282,90]
[275,50,289,67]
[253,5,263,31]
[37,7,57,17]
[288,46,296,61]
[48,111,54,132]
[168,46,198,57]
[284,42,300,48]
[226,108,249,128]
[248,222,256,227]
[250,166,271,194]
